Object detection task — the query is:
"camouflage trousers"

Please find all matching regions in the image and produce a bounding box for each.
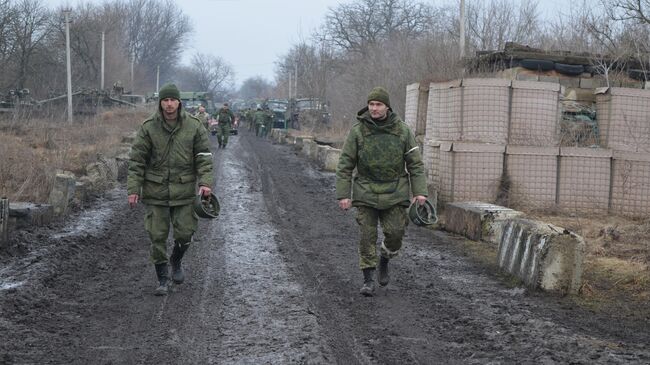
[144,204,197,264]
[355,205,408,270]
[216,124,231,146]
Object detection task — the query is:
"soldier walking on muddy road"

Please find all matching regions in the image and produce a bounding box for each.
[215,102,235,148]
[336,87,427,297]
[127,83,214,296]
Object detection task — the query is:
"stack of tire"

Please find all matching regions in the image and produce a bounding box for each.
[518,59,585,76]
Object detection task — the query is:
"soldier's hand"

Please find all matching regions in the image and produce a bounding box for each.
[338,198,352,211]
[412,195,427,206]
[128,194,139,208]
[198,185,212,197]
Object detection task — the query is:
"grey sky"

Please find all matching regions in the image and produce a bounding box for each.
[47,0,567,87]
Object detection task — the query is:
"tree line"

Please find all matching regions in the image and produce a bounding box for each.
[269,0,650,122]
[2,0,649,122]
[0,0,233,101]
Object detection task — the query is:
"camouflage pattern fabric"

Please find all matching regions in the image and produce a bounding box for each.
[335,107,427,210]
[194,111,209,131]
[145,204,197,264]
[355,205,408,269]
[217,123,231,146]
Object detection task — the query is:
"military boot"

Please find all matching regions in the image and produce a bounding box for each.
[378,256,390,286]
[154,263,169,296]
[170,243,188,284]
[359,268,375,297]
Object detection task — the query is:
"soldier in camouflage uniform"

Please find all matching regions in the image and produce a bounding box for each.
[253,107,266,137]
[336,87,427,297]
[127,83,214,296]
[215,103,235,148]
[194,105,209,131]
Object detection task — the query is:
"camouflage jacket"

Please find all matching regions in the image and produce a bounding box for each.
[127,110,214,206]
[216,108,235,125]
[193,111,210,130]
[253,110,266,125]
[335,108,427,209]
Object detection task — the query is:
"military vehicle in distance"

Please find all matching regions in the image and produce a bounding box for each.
[286,97,330,129]
[180,91,214,114]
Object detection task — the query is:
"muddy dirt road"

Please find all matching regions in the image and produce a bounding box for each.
[1,130,649,364]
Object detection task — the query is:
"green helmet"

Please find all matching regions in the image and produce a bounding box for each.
[408,200,437,226]
[194,192,220,219]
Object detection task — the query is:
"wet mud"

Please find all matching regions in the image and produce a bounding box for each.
[0,130,648,364]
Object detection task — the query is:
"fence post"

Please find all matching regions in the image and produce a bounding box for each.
[0,198,8,247]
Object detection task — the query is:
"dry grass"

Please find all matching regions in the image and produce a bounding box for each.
[0,109,147,202]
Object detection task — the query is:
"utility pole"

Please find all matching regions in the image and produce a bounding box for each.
[100,31,105,90]
[294,61,298,99]
[130,52,134,94]
[156,65,160,92]
[459,0,466,60]
[63,8,73,124]
[288,72,292,99]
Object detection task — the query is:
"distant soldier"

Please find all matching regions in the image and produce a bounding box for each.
[335,87,427,297]
[194,105,209,131]
[215,103,235,148]
[251,107,263,137]
[246,108,255,131]
[127,83,214,296]
[262,107,273,137]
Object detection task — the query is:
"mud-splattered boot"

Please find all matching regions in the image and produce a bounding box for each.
[378,256,390,286]
[170,243,188,284]
[154,263,169,296]
[359,268,375,297]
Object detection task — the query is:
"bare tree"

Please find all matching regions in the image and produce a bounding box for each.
[122,0,192,85]
[9,0,49,90]
[464,0,541,52]
[189,53,234,96]
[319,0,433,54]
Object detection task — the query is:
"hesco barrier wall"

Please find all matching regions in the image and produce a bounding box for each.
[408,79,650,217]
[596,87,650,153]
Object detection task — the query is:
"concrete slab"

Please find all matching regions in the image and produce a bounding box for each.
[445,202,524,242]
[497,219,585,294]
[9,202,54,229]
[47,172,76,216]
[323,148,341,172]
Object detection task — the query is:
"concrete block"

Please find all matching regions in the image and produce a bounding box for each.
[323,148,341,172]
[497,218,585,294]
[301,139,314,157]
[317,145,331,166]
[516,73,539,81]
[9,202,54,229]
[444,202,524,242]
[308,141,320,160]
[539,75,559,83]
[47,172,76,216]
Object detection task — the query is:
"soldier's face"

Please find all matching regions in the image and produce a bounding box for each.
[199,107,205,113]
[161,98,180,115]
[368,100,388,120]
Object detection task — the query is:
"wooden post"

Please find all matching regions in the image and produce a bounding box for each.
[0,198,8,246]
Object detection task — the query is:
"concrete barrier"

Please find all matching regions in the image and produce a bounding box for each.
[498,219,585,294]
[323,148,341,172]
[302,139,315,157]
[317,145,329,164]
[445,202,523,242]
[303,139,319,160]
[47,171,76,216]
[8,202,54,229]
[444,201,585,294]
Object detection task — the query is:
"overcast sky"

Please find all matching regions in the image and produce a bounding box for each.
[47,0,564,87]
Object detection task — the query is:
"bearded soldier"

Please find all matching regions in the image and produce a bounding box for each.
[336,87,427,297]
[127,83,214,296]
[215,103,235,148]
